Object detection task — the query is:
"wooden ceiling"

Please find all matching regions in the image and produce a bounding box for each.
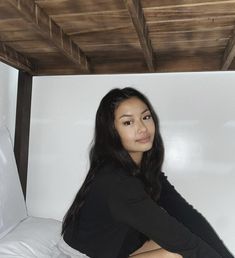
[1,0,235,75]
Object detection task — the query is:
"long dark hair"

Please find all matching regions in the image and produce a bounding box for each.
[61,87,164,234]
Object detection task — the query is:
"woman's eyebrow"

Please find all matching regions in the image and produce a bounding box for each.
[118,114,132,119]
[118,109,150,119]
[142,108,149,114]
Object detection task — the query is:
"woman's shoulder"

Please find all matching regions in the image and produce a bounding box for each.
[93,162,145,203]
[96,160,144,191]
[97,160,130,178]
[89,161,129,197]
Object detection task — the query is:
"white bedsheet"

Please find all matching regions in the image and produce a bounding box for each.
[0,216,61,258]
[0,126,27,239]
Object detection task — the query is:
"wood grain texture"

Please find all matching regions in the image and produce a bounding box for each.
[35,0,126,15]
[6,0,90,73]
[14,71,32,199]
[0,41,34,73]
[221,28,235,70]
[124,0,155,72]
[1,0,235,74]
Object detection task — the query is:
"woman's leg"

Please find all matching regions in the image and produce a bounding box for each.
[130,248,182,258]
[129,240,182,258]
[130,240,161,256]
[131,248,183,258]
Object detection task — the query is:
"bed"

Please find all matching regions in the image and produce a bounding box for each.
[0,126,62,257]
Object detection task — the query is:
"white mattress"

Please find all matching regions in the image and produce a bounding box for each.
[0,216,62,258]
[0,126,27,239]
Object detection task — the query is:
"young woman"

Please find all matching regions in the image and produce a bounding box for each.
[59,87,234,258]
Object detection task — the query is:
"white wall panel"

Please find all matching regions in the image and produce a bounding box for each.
[28,72,235,254]
[0,62,18,141]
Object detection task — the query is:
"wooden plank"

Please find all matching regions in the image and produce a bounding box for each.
[35,52,222,75]
[51,10,131,34]
[35,0,126,15]
[94,53,221,73]
[221,27,235,70]
[142,0,235,9]
[7,40,58,53]
[151,37,228,53]
[0,41,34,74]
[157,53,222,72]
[14,71,32,199]
[0,18,34,32]
[7,0,91,73]
[124,0,155,72]
[0,30,42,41]
[0,1,20,19]
[37,59,148,75]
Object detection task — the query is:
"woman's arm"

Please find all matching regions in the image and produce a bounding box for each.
[107,171,222,258]
[158,172,234,257]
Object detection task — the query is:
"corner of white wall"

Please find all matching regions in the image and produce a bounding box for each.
[0,62,18,141]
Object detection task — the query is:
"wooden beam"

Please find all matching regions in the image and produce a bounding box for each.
[0,42,34,74]
[7,0,91,73]
[14,71,32,199]
[124,0,155,72]
[221,29,235,70]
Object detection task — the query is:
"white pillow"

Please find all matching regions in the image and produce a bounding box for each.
[0,217,62,258]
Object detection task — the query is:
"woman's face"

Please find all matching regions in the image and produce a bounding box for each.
[114,97,155,164]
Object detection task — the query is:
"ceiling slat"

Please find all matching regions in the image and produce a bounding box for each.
[221,29,235,70]
[7,0,91,73]
[124,0,155,72]
[0,41,34,73]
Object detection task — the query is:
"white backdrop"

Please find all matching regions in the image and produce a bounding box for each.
[28,72,235,254]
[0,62,18,141]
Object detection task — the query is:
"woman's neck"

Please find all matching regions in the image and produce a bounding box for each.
[129,152,143,166]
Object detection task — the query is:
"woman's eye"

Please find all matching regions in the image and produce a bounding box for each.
[143,114,152,120]
[123,120,132,126]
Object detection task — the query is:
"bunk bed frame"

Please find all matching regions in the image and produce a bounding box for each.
[1,0,235,197]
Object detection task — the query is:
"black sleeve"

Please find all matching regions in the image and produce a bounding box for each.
[107,172,222,258]
[157,172,234,258]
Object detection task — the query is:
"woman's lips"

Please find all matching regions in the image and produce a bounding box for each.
[136,136,151,143]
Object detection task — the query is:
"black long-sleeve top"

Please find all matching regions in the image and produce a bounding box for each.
[63,161,234,258]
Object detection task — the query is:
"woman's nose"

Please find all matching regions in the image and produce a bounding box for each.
[137,121,147,133]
